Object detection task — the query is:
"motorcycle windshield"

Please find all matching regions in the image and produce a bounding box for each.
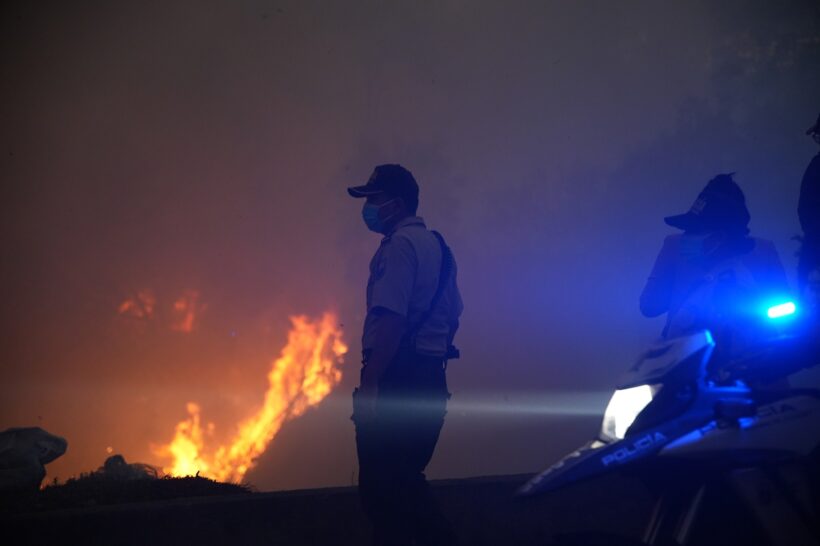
[618,330,714,390]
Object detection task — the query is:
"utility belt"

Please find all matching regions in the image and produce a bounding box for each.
[360,346,449,370]
[359,347,450,403]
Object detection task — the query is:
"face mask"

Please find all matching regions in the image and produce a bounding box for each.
[362,199,396,233]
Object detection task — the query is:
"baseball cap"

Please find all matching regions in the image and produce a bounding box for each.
[664,173,750,235]
[347,164,419,206]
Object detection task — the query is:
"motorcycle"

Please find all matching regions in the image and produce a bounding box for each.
[518,299,820,545]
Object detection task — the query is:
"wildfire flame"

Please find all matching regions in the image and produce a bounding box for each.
[154,312,347,482]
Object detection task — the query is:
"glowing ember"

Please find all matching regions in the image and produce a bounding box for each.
[170,290,204,333]
[118,289,204,333]
[154,312,347,482]
[117,289,156,319]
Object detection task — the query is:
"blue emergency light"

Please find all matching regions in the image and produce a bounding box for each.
[767,301,796,319]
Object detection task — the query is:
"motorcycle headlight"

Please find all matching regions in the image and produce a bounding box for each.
[600,384,660,441]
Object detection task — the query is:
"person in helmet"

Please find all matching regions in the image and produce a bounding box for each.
[640,173,789,341]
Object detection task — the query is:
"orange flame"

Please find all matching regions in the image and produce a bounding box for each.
[154,312,347,482]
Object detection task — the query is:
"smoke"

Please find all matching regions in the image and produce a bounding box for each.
[1,0,818,489]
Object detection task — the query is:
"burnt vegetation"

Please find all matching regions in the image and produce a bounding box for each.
[7,474,253,513]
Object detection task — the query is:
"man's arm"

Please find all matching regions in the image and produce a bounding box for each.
[355,235,416,420]
[359,307,406,395]
[640,236,677,318]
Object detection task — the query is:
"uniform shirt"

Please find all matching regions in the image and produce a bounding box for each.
[640,234,788,338]
[363,216,463,358]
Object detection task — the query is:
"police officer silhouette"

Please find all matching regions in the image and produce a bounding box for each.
[349,164,462,546]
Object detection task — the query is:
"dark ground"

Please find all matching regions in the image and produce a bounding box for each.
[2,471,802,545]
[3,473,652,545]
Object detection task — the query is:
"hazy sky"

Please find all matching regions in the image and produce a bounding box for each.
[2,0,819,490]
